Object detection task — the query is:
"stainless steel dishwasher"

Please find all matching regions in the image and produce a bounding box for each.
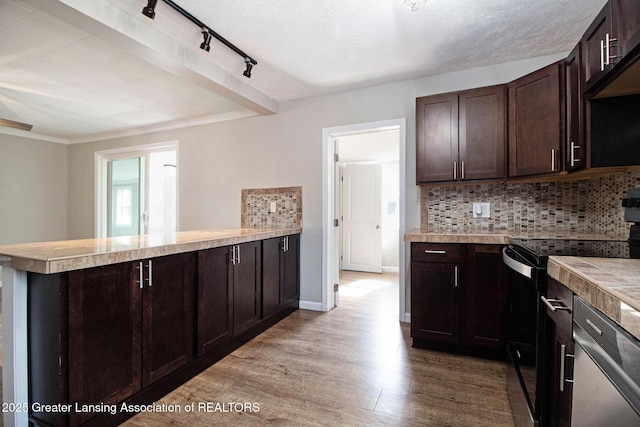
[571,296,640,426]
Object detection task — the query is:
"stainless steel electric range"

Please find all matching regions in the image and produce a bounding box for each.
[502,187,640,426]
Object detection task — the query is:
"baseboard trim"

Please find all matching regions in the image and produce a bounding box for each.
[382,266,400,273]
[299,300,323,311]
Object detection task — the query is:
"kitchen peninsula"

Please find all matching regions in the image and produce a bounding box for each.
[0,227,301,427]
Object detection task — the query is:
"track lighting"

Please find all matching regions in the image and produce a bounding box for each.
[200,27,212,52]
[142,0,158,18]
[243,58,253,78]
[141,0,258,78]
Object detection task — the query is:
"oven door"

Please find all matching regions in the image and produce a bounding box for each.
[503,246,546,427]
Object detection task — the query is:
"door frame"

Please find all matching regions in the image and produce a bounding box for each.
[94,141,178,239]
[321,118,407,322]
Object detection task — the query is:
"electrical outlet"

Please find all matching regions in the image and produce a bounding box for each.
[270,201,277,213]
[472,202,490,218]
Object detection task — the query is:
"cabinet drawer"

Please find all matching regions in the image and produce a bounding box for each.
[545,278,574,330]
[411,243,462,263]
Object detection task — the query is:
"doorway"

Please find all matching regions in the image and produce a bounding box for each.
[322,119,407,322]
[95,142,178,238]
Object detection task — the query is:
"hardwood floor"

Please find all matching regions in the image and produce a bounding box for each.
[125,271,514,426]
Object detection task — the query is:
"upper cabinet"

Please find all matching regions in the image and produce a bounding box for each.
[416,85,506,184]
[565,44,585,171]
[583,0,640,93]
[508,62,563,178]
[582,2,617,91]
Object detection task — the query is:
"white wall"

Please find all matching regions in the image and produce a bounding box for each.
[381,161,400,270]
[0,133,68,245]
[65,53,565,306]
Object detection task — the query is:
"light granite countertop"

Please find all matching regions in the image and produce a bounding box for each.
[404,228,619,243]
[0,227,301,274]
[548,257,640,340]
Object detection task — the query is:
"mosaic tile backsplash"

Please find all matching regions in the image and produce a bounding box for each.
[241,187,302,228]
[421,169,640,239]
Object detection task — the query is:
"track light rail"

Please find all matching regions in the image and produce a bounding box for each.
[142,0,257,77]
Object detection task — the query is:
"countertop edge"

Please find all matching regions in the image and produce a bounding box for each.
[0,228,301,274]
[548,256,640,340]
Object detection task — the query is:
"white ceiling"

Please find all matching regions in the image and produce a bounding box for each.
[0,0,608,143]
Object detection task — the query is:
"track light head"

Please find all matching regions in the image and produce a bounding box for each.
[142,0,158,19]
[200,28,212,52]
[243,58,253,78]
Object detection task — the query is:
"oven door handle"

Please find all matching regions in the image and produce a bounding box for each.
[502,247,533,279]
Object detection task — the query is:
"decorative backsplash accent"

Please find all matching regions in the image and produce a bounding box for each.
[241,187,302,228]
[421,169,640,239]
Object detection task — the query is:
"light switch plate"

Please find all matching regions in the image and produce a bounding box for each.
[472,202,490,218]
[270,201,277,213]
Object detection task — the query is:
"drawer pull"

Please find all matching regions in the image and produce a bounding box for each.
[541,296,571,312]
[424,250,446,254]
[586,318,603,335]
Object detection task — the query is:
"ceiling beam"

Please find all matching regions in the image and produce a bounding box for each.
[20,0,279,116]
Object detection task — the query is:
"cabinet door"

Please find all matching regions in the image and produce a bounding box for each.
[459,85,506,181]
[262,237,283,318]
[68,263,141,425]
[198,247,233,355]
[416,93,458,183]
[411,261,461,343]
[508,62,563,177]
[233,241,262,335]
[565,45,585,171]
[582,3,615,91]
[465,245,508,349]
[142,252,195,386]
[282,234,300,307]
[545,278,574,427]
[614,0,640,58]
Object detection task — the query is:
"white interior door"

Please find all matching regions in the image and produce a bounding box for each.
[342,163,382,273]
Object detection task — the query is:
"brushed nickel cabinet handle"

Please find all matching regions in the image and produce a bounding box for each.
[424,250,447,254]
[454,265,459,287]
[559,344,574,391]
[137,261,144,289]
[145,260,153,287]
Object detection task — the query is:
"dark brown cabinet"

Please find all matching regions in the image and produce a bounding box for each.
[582,2,618,91]
[197,246,233,355]
[410,243,508,356]
[508,62,564,177]
[66,263,142,426]
[583,0,640,92]
[142,253,195,386]
[614,0,640,59]
[544,278,574,427]
[232,241,262,335]
[262,235,300,318]
[465,244,508,350]
[416,85,506,184]
[27,235,299,426]
[564,45,585,171]
[30,252,195,426]
[410,243,462,343]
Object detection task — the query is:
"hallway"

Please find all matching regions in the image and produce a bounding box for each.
[121,271,515,426]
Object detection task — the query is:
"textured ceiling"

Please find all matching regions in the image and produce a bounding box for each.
[0,0,608,142]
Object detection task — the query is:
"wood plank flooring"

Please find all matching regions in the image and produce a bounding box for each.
[125,271,515,426]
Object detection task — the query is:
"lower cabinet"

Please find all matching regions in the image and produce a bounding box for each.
[262,235,300,318]
[30,252,196,426]
[232,241,262,335]
[410,242,508,356]
[197,246,233,355]
[544,278,574,427]
[28,235,300,427]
